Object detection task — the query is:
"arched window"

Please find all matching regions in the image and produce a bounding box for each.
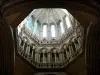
[60,22,64,34]
[33,21,38,34]
[26,16,33,30]
[43,25,47,37]
[65,16,71,28]
[51,25,56,37]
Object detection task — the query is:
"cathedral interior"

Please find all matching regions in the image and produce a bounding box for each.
[0,0,100,75]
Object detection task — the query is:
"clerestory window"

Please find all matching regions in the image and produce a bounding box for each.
[43,25,47,37]
[51,25,56,37]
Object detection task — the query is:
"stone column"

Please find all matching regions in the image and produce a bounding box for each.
[22,40,26,51]
[47,24,51,40]
[43,49,47,63]
[48,52,51,63]
[35,52,38,62]
[77,37,82,53]
[62,51,65,62]
[51,52,53,63]
[74,41,78,51]
[57,23,61,39]
[57,53,60,63]
[63,16,68,30]
[59,52,62,63]
[54,53,56,63]
[65,50,68,61]
[66,49,70,62]
[43,53,45,63]
[18,37,21,46]
[56,24,59,40]
[39,24,42,40]
[25,45,30,56]
[69,45,73,59]
[28,45,30,56]
[78,37,82,47]
[37,52,40,63]
[32,50,35,60]
[31,50,33,58]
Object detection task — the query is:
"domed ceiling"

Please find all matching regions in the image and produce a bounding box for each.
[17,8,76,45]
[17,8,84,68]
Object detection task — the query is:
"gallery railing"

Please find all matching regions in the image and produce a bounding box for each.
[17,34,83,69]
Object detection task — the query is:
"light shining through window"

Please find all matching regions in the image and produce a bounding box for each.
[65,16,71,28]
[60,22,64,34]
[33,22,38,34]
[51,25,55,37]
[43,25,47,37]
[26,17,33,30]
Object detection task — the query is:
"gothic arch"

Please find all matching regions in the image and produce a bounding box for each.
[39,48,48,52]
[50,47,59,52]
[61,43,68,51]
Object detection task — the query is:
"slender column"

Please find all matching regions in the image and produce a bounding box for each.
[25,44,28,54]
[63,16,68,30]
[56,24,59,40]
[22,39,26,51]
[36,53,38,63]
[69,45,73,59]
[62,51,64,62]
[35,52,38,62]
[59,52,62,63]
[77,37,82,53]
[38,53,40,63]
[65,50,69,59]
[43,53,45,63]
[31,50,33,58]
[32,50,35,60]
[69,45,73,57]
[57,23,61,39]
[18,37,21,46]
[74,41,79,53]
[54,53,56,63]
[28,45,30,56]
[65,50,68,61]
[48,52,51,63]
[39,25,42,40]
[57,52,60,63]
[51,52,53,63]
[25,45,30,56]
[78,37,82,47]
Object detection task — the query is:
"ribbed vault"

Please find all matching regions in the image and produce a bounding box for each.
[16,8,84,69]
